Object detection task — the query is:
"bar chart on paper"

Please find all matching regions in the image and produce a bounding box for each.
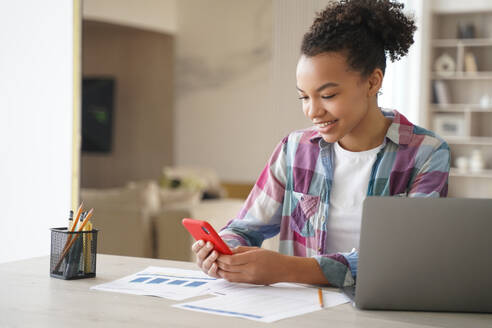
[91,266,216,300]
[129,276,207,287]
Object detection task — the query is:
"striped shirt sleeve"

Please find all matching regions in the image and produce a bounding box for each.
[408,140,450,197]
[219,137,288,247]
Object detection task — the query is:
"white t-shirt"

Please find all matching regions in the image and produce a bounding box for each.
[325,140,386,254]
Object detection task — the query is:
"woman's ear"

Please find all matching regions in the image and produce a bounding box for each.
[367,68,384,97]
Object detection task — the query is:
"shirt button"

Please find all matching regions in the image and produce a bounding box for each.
[321,216,326,223]
[318,247,322,252]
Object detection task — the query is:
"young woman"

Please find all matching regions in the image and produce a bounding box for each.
[192,0,450,287]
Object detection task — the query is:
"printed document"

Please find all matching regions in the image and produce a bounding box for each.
[92,266,350,322]
[173,283,350,323]
[91,266,216,300]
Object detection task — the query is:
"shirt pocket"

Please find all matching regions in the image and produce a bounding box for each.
[286,191,320,237]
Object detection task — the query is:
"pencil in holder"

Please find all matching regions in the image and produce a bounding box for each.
[50,227,98,280]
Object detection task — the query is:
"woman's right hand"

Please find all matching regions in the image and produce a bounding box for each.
[192,240,220,278]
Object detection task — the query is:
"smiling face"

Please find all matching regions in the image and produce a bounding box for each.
[296,52,381,147]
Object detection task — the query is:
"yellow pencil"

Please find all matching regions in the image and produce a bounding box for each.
[71,202,84,232]
[53,209,94,273]
[318,288,324,308]
[62,202,84,254]
[83,221,93,273]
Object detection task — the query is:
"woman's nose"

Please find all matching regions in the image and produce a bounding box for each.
[306,98,325,120]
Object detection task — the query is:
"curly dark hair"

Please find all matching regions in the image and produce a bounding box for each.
[301,0,416,77]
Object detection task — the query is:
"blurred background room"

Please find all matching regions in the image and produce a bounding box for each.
[2,0,492,264]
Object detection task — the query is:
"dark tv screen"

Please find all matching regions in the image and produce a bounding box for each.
[82,77,115,153]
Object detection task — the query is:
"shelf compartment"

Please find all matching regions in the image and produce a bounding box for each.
[431,41,492,78]
[432,12,492,39]
[449,146,492,179]
[431,79,492,105]
[433,112,468,138]
[470,112,492,138]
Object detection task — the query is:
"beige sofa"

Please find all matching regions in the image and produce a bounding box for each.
[80,182,160,258]
[81,180,278,262]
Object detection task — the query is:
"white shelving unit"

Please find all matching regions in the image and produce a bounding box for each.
[427,4,492,198]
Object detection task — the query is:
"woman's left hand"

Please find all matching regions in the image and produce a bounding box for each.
[216,246,288,285]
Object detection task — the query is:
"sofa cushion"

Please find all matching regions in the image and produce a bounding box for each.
[159,188,202,207]
[82,180,161,215]
[161,166,226,198]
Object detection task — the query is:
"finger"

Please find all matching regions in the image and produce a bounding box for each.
[217,251,253,266]
[191,240,205,253]
[202,250,219,272]
[216,260,247,273]
[232,246,258,254]
[196,241,214,262]
[207,262,219,278]
[217,269,251,283]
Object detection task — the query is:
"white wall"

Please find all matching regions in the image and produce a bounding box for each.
[175,0,274,182]
[83,0,177,34]
[0,1,74,263]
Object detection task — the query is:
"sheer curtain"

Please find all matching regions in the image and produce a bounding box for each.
[379,0,424,125]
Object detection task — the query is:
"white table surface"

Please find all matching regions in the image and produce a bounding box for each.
[1,254,491,327]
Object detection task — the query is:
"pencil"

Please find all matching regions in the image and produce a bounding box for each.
[70,202,84,233]
[83,221,93,273]
[318,288,324,308]
[53,208,94,273]
[62,202,84,254]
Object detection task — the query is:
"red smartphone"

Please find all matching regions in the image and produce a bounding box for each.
[182,218,233,255]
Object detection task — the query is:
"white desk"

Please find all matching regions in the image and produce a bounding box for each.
[1,254,491,327]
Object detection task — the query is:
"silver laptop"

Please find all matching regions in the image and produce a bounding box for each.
[342,197,492,313]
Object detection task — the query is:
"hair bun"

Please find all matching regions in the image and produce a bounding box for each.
[302,0,416,76]
[333,0,416,62]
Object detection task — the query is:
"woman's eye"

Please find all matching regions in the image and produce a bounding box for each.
[297,94,336,100]
[322,94,336,99]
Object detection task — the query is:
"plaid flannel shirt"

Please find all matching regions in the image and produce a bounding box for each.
[220,109,450,287]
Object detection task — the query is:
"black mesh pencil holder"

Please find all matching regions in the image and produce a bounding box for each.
[50,227,98,280]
